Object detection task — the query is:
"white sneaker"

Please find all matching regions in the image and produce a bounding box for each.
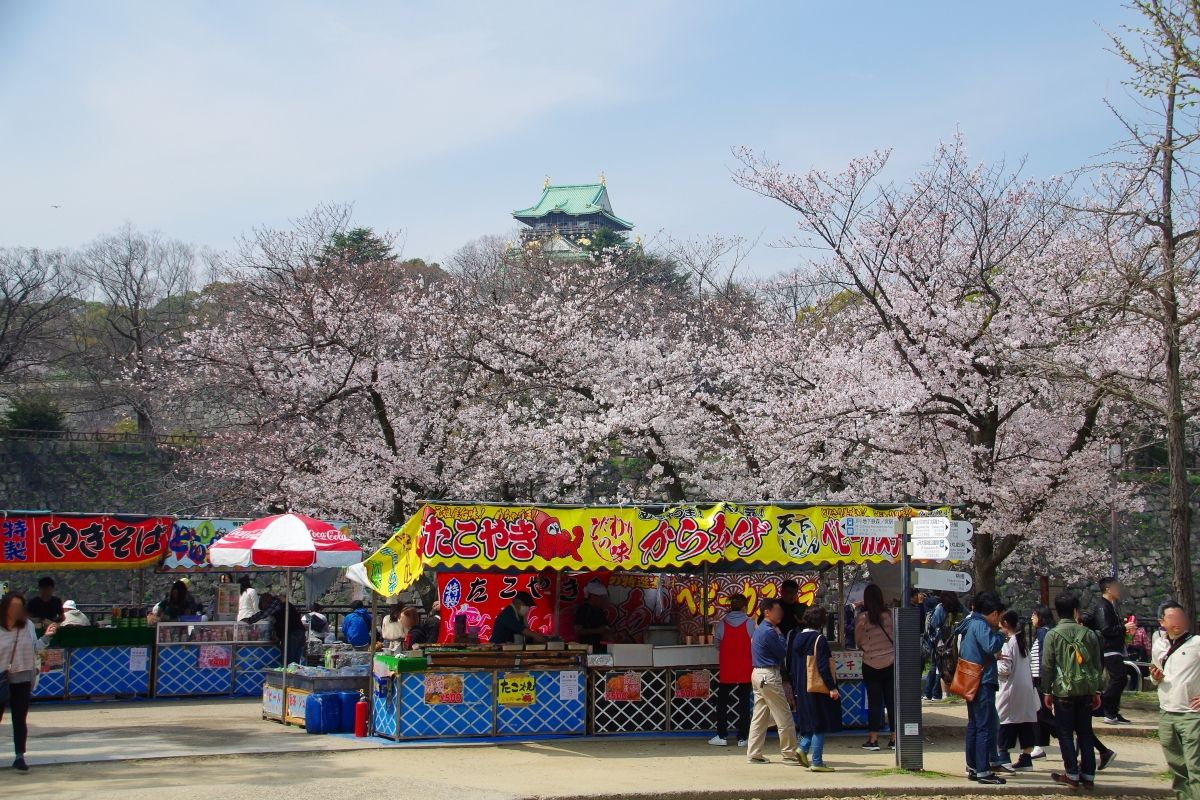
[708,735,729,746]
[1030,746,1047,759]
[737,739,747,747]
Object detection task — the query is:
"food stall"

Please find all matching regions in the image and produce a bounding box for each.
[155,621,280,697]
[350,500,943,739]
[0,512,173,701]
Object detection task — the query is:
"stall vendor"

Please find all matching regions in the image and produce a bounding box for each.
[490,591,546,645]
[155,580,201,622]
[246,592,305,665]
[60,600,91,627]
[25,577,64,627]
[574,582,613,653]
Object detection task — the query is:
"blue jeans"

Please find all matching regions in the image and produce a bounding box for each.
[800,732,826,765]
[965,683,999,776]
[923,662,942,699]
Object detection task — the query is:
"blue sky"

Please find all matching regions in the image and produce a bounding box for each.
[0,1,1142,277]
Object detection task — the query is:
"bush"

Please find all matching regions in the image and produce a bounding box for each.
[2,395,68,433]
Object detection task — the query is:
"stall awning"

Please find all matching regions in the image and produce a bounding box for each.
[349,501,949,597]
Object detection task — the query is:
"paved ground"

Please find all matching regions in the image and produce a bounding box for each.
[0,697,1173,799]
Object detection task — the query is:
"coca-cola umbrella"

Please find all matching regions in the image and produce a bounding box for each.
[209,513,361,698]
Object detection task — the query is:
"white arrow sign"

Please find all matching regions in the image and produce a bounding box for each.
[841,517,900,539]
[946,541,975,561]
[910,517,950,538]
[914,567,973,593]
[946,521,973,544]
[911,537,950,560]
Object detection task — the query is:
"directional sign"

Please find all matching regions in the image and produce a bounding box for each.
[946,541,975,561]
[841,517,900,539]
[911,537,950,560]
[913,567,973,593]
[946,521,973,544]
[910,517,951,538]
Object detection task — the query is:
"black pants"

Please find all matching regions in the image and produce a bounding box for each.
[1054,697,1097,780]
[1101,653,1127,718]
[862,663,895,736]
[715,682,751,740]
[0,681,32,756]
[1000,721,1036,752]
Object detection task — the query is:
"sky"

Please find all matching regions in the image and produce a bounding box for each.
[0,1,1145,278]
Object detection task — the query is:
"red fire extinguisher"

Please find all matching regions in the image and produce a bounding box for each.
[354,692,369,737]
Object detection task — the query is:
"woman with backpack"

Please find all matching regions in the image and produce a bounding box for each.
[997,610,1041,770]
[924,591,962,701]
[854,583,895,751]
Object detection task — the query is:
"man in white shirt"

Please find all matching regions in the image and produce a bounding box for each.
[1149,601,1200,800]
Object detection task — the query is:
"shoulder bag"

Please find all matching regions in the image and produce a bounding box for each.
[806,634,837,694]
[948,656,983,701]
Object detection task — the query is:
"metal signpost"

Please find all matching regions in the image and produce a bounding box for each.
[893,515,976,771]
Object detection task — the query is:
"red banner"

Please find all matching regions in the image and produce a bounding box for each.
[436,570,667,643]
[0,515,171,570]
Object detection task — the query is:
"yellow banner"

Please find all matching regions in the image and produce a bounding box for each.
[360,502,945,596]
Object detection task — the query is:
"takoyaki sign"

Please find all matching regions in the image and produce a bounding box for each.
[360,502,947,596]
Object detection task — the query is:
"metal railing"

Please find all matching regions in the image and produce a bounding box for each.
[0,428,206,446]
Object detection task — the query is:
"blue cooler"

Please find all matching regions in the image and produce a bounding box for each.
[305,693,341,734]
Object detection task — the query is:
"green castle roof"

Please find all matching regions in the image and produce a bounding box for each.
[513,182,633,231]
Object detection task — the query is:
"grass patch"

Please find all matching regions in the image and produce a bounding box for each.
[868,767,952,779]
[1155,770,1171,782]
[1123,691,1161,713]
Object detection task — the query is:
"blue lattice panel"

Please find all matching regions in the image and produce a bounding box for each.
[32,670,65,700]
[155,644,233,697]
[372,685,398,739]
[234,645,280,697]
[840,680,868,727]
[67,646,150,697]
[495,670,586,736]
[398,671,493,739]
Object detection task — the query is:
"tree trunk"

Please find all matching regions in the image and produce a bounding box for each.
[1164,330,1196,622]
[974,534,996,593]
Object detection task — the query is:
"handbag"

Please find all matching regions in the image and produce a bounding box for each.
[948,657,984,702]
[805,635,837,694]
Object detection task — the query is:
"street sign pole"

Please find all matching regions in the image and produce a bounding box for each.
[894,516,923,771]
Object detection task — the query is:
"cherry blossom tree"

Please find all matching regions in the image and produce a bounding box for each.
[733,139,1115,589]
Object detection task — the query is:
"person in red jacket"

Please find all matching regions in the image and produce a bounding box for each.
[710,594,756,747]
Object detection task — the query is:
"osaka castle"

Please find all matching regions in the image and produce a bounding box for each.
[512,175,637,260]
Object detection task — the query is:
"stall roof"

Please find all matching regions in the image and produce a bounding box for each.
[349,500,954,597]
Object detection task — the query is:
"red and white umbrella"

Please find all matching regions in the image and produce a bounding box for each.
[209,513,360,569]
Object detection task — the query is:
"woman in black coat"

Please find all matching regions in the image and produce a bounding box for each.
[788,606,841,771]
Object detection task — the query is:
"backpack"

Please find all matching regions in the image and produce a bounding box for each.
[1049,626,1102,697]
[934,613,966,678]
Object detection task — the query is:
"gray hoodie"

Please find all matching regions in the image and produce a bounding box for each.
[714,610,755,646]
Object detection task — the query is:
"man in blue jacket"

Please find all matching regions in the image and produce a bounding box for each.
[956,591,1007,785]
[341,600,373,648]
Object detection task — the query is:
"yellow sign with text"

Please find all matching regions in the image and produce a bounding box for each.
[497,672,536,706]
[359,502,946,596]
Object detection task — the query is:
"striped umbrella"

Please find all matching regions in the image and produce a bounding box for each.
[208,513,360,569]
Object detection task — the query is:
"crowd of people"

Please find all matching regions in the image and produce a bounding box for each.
[707,577,1199,799]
